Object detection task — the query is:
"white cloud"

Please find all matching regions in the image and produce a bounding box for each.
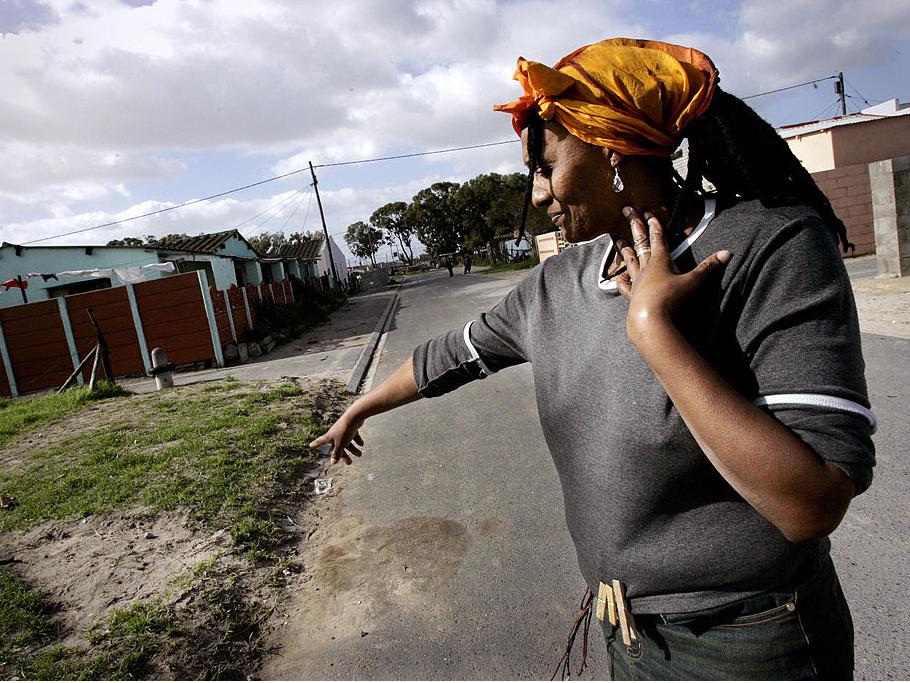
[1,0,909,248]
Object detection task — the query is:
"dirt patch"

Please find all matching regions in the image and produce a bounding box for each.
[852,276,910,339]
[250,293,393,361]
[259,485,473,679]
[5,508,215,647]
[0,376,355,680]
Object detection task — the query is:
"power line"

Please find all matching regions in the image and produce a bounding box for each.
[299,192,314,234]
[812,98,843,121]
[233,187,307,231]
[20,139,519,246]
[741,75,838,101]
[315,139,518,168]
[252,190,305,233]
[277,190,309,233]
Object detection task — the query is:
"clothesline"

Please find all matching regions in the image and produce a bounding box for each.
[1,262,177,294]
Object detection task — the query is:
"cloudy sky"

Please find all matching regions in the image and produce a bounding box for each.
[1,0,908,263]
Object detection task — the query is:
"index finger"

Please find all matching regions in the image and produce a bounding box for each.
[643,211,669,257]
[309,433,330,448]
[623,206,649,249]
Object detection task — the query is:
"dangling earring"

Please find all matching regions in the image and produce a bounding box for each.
[612,165,624,193]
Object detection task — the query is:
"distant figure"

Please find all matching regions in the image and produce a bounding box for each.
[462,253,473,274]
[443,256,454,277]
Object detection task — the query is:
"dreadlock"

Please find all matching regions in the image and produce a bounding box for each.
[668,88,854,253]
[517,112,543,242]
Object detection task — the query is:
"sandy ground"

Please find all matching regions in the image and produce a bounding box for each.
[0,376,354,679]
[851,276,910,339]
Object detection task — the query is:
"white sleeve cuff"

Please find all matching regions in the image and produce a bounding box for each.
[753,393,877,434]
[463,320,493,378]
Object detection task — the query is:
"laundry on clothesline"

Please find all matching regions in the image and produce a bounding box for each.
[26,272,59,282]
[2,278,28,291]
[54,262,176,284]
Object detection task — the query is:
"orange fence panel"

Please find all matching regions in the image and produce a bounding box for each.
[65,287,144,379]
[0,300,72,394]
[227,286,248,339]
[210,288,233,345]
[133,272,215,367]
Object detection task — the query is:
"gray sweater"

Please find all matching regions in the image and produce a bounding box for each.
[412,199,875,615]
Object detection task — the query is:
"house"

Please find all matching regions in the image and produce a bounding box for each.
[0,242,173,307]
[779,99,910,255]
[156,229,263,288]
[314,235,349,285]
[261,235,324,283]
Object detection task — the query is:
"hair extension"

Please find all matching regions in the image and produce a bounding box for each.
[682,88,854,253]
[517,112,543,241]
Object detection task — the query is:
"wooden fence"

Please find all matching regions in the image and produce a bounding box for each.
[0,272,300,397]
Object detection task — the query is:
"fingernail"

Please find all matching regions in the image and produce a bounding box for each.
[622,206,632,217]
[643,211,653,220]
[717,250,731,264]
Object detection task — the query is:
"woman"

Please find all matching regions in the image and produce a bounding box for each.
[310,38,875,680]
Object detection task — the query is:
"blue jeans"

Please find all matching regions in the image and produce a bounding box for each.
[602,557,854,680]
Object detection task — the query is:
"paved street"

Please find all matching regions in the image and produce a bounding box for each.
[266,268,909,680]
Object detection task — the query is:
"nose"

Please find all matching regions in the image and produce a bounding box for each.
[531,171,551,208]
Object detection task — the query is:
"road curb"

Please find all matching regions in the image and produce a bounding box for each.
[346,285,401,393]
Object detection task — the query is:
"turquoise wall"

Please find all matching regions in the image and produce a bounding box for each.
[0,245,167,308]
[217,235,260,260]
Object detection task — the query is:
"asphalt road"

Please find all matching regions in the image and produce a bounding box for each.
[286,269,909,680]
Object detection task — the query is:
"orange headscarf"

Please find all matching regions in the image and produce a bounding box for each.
[493,38,718,157]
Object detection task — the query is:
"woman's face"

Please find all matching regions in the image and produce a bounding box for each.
[521,121,618,243]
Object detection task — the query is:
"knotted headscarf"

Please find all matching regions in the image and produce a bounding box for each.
[493,38,719,157]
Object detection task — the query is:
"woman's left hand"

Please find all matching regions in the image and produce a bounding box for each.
[615,206,730,346]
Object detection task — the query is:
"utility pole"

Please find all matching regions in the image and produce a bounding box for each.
[835,72,846,116]
[309,161,340,288]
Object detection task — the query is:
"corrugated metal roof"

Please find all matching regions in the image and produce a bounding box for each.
[157,229,240,254]
[267,235,324,261]
[778,110,910,138]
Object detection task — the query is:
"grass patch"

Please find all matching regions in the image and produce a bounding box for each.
[0,380,341,534]
[0,566,56,649]
[0,587,181,680]
[87,599,180,646]
[481,258,539,274]
[0,381,129,447]
[0,377,351,680]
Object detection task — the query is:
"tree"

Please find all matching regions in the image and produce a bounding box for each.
[407,182,463,257]
[344,221,384,266]
[454,173,551,262]
[247,231,288,254]
[105,236,146,247]
[498,172,552,236]
[370,202,415,265]
[455,174,502,251]
[246,230,315,254]
[144,233,191,247]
